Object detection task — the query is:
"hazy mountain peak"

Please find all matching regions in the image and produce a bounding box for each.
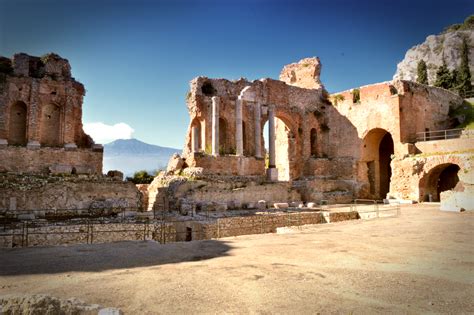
[103,138,180,176]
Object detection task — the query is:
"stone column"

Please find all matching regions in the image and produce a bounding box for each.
[27,80,40,149]
[235,97,243,156]
[267,105,278,181]
[191,125,199,152]
[254,102,262,158]
[64,93,77,150]
[211,96,220,156]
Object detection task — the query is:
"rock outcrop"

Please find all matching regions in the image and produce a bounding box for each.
[393,28,474,85]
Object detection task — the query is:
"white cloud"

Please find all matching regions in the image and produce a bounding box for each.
[83,122,135,144]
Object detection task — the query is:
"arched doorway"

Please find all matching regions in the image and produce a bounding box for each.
[218,117,228,154]
[9,101,27,146]
[263,117,293,181]
[361,128,394,199]
[190,118,202,152]
[40,103,61,147]
[420,163,460,202]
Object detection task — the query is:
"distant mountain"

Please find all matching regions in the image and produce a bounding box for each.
[103,138,180,176]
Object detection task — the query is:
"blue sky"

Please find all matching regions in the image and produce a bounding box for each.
[1,0,472,148]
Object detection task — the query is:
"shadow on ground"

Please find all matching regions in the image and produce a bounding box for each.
[0,240,232,276]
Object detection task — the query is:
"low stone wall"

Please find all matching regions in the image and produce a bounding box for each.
[0,211,360,248]
[1,221,177,248]
[415,137,474,155]
[0,173,142,215]
[179,180,302,210]
[0,146,102,174]
[186,154,264,176]
[176,211,359,240]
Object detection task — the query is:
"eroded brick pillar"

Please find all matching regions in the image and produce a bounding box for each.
[254,102,262,158]
[211,96,220,156]
[27,80,40,149]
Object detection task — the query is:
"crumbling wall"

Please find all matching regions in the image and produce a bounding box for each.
[182,69,329,180]
[389,151,473,203]
[0,53,100,174]
[279,57,324,89]
[0,146,102,174]
[146,173,302,212]
[0,173,142,214]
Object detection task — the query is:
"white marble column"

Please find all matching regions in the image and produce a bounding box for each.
[267,105,278,181]
[191,125,199,152]
[211,96,220,156]
[254,102,262,158]
[235,97,243,156]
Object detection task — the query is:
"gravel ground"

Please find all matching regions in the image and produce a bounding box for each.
[1,204,473,314]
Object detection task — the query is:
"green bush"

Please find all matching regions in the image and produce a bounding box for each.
[450,101,474,130]
[126,170,155,184]
[352,88,360,103]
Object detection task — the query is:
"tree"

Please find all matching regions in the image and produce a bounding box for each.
[456,37,473,97]
[434,59,453,89]
[416,60,428,84]
[126,170,155,184]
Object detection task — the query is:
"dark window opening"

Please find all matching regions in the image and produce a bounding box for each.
[201,82,216,96]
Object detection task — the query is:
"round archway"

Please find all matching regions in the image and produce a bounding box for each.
[190,118,204,152]
[9,101,28,146]
[361,128,394,199]
[420,163,460,202]
[263,116,295,181]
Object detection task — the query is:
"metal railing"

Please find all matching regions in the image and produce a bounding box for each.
[416,128,472,142]
[353,199,400,218]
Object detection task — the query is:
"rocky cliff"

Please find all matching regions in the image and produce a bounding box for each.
[393,20,474,85]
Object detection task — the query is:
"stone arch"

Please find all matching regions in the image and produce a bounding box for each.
[419,163,460,202]
[8,101,28,146]
[310,128,317,156]
[263,114,296,181]
[40,103,62,147]
[361,128,394,199]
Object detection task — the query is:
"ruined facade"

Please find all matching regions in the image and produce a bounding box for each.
[0,53,142,216]
[0,53,102,174]
[158,57,472,211]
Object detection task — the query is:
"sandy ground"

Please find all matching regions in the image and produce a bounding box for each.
[0,204,473,314]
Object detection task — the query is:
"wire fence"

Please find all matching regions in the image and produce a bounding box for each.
[0,199,400,248]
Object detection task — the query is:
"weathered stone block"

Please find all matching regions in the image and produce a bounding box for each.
[274,202,289,209]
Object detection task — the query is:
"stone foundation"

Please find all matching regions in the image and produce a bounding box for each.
[0,146,102,174]
[0,210,360,248]
[0,173,142,216]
